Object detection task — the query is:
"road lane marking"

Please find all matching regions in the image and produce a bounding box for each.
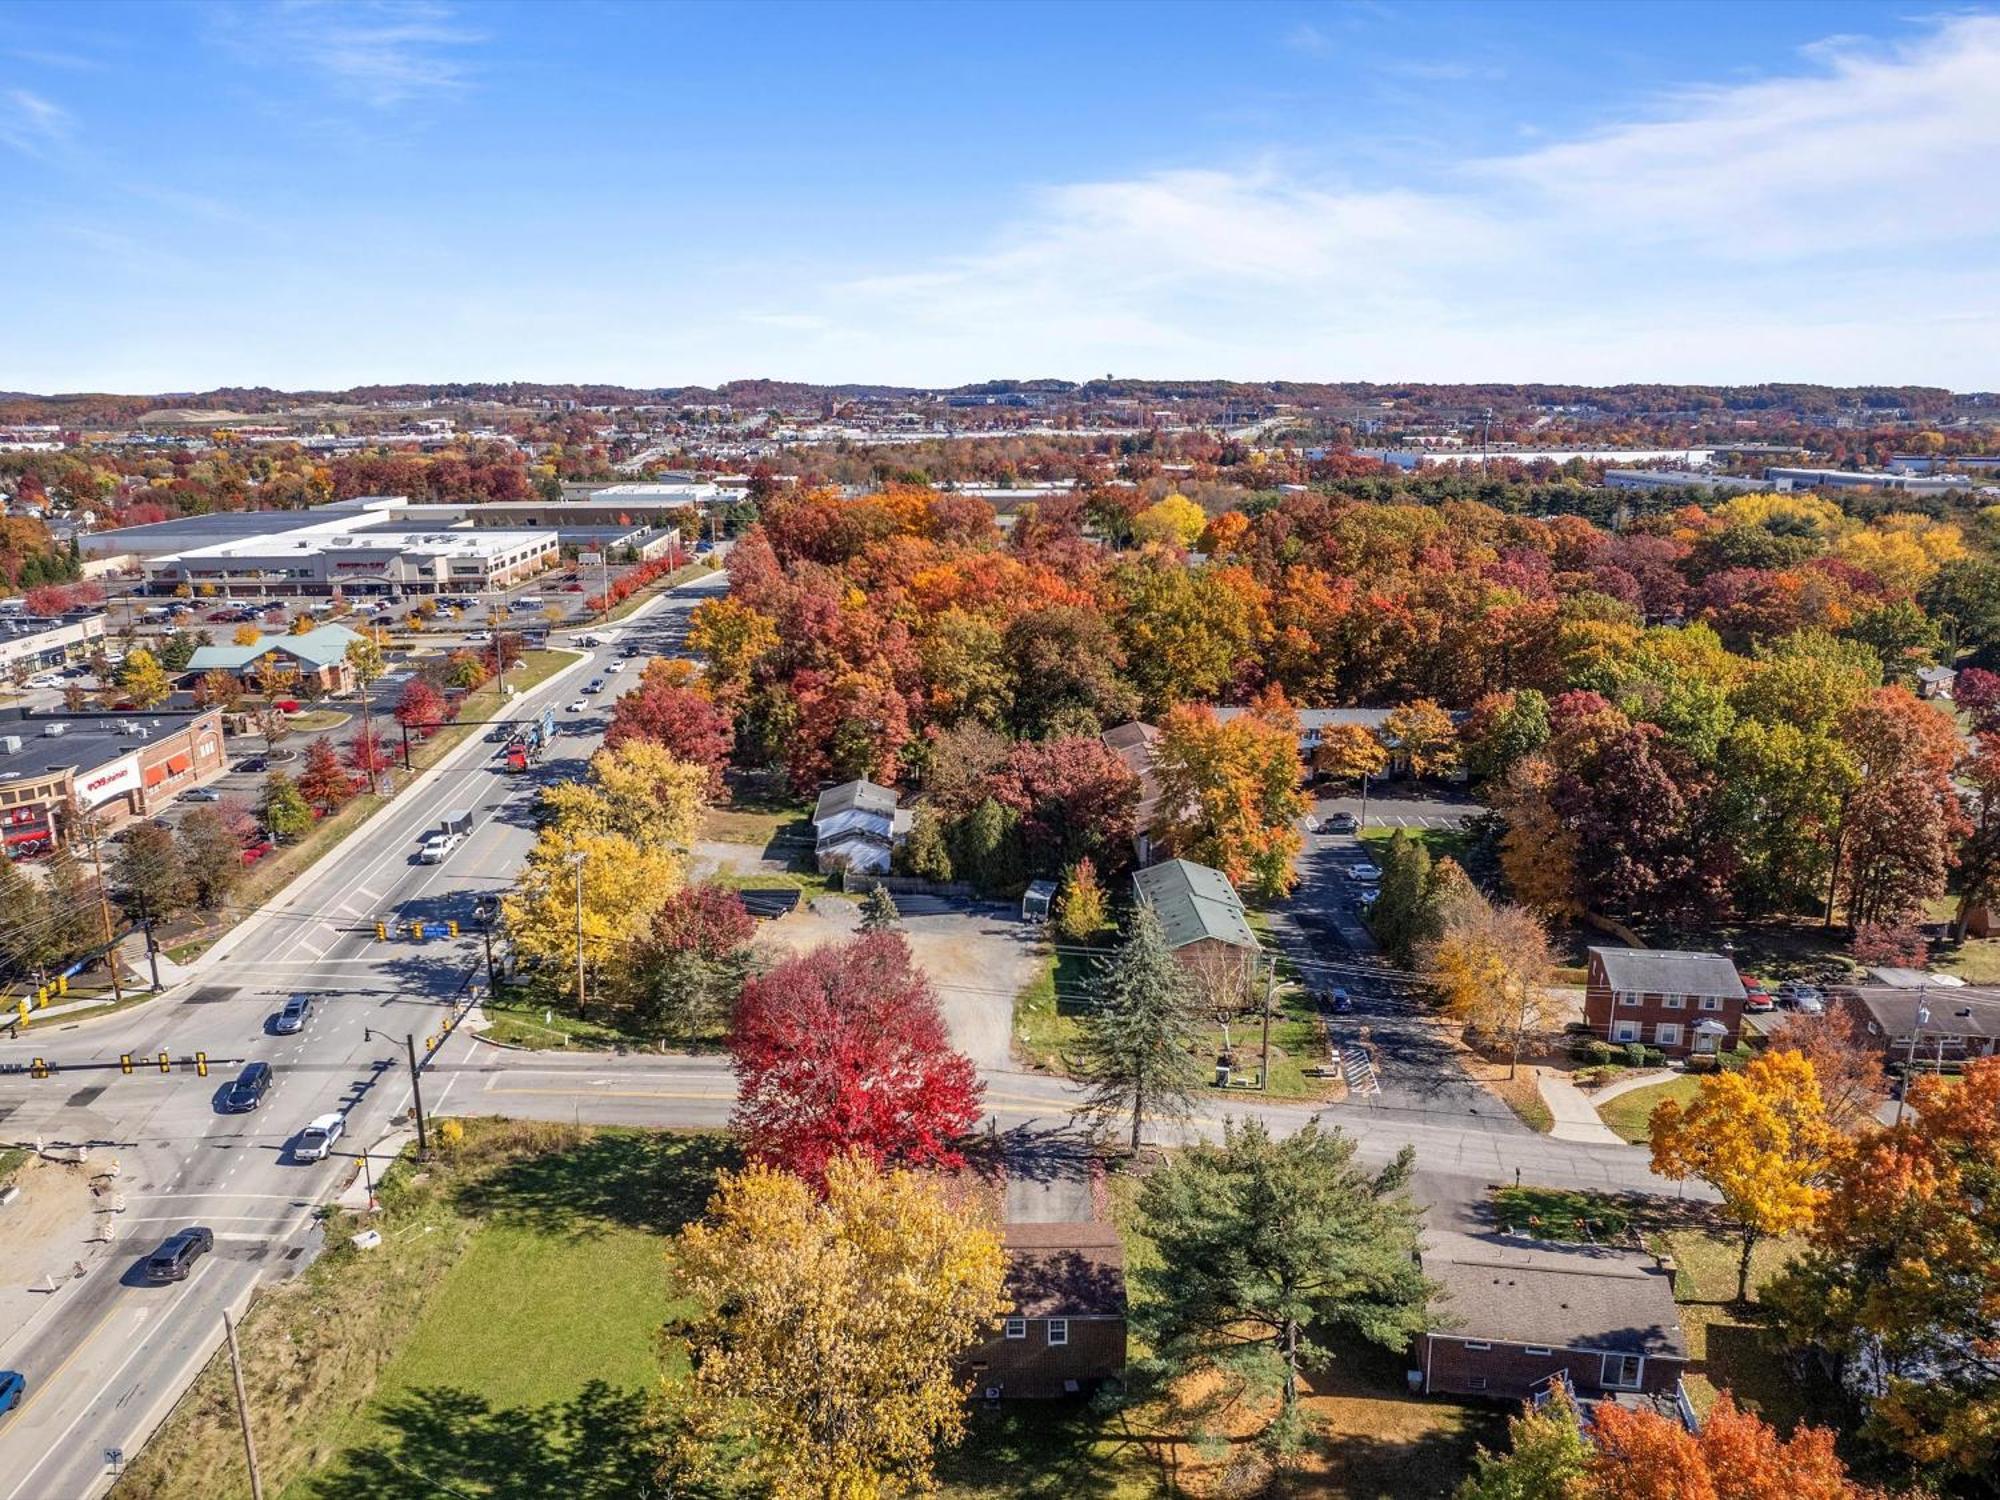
[482,1085,732,1100]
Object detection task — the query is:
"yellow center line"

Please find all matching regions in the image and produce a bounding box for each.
[6,1300,120,1424]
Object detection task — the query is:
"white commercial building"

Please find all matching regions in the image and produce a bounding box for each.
[142,514,558,597]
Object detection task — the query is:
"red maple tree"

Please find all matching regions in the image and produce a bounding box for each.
[729,930,982,1185]
[393,678,447,737]
[602,659,734,793]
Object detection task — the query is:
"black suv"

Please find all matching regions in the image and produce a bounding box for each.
[221,1061,272,1113]
[145,1226,214,1282]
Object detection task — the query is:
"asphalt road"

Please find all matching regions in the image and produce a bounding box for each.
[0,570,725,1500]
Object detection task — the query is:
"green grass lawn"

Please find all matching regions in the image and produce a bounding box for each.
[1653,1227,1821,1431]
[1597,1075,1701,1144]
[115,1123,728,1500]
[1360,825,1478,866]
[1932,937,2000,983]
[1013,947,1098,1070]
[0,1147,26,1191]
[1492,1185,1633,1242]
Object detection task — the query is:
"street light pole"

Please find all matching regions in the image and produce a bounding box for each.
[404,1032,430,1160]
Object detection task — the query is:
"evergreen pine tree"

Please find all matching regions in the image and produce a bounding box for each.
[1072,908,1205,1152]
[859,884,900,931]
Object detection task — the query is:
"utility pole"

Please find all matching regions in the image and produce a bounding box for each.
[141,911,162,993]
[569,851,588,1017]
[1259,957,1275,1091]
[223,1310,265,1500]
[78,812,123,1006]
[404,1032,430,1159]
[478,901,499,993]
[1358,773,1372,833]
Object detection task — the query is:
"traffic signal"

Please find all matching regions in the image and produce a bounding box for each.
[412,921,426,941]
[14,999,27,1027]
[120,1053,133,1075]
[446,920,459,938]
[55,974,68,996]
[30,1057,47,1079]
[34,986,47,1008]
[156,1051,170,1074]
[194,1052,208,1078]
[375,921,388,941]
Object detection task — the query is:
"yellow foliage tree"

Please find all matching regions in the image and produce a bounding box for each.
[1153,701,1307,898]
[670,1156,1008,1500]
[1132,493,1208,549]
[1417,889,1560,1077]
[1650,1050,1837,1304]
[117,648,172,709]
[1383,698,1460,778]
[1313,722,1389,784]
[1715,490,1847,539]
[1835,512,1965,593]
[538,738,706,854]
[231,625,262,647]
[500,826,684,1002]
[1495,756,1582,918]
[686,595,779,703]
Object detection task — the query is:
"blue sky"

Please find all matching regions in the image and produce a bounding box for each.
[3,1,1996,391]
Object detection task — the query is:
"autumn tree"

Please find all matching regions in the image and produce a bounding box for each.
[1109,554,1257,714]
[602,657,734,794]
[1131,492,1208,549]
[1456,1382,1590,1500]
[259,771,313,843]
[111,822,189,926]
[1419,890,1561,1077]
[669,1157,1007,1500]
[1136,1119,1432,1420]
[1589,1395,1881,1500]
[117,648,171,709]
[344,729,392,778]
[630,883,755,1039]
[1072,908,1206,1152]
[1766,1059,2000,1487]
[194,669,242,712]
[1152,701,1306,898]
[503,827,684,1010]
[1766,1008,1887,1132]
[1003,605,1141,739]
[1383,698,1459,779]
[1650,1050,1836,1303]
[730,931,983,1183]
[984,734,1139,876]
[538,739,706,855]
[1313,721,1389,785]
[231,624,261,647]
[1833,686,1965,931]
[295,736,354,814]
[175,807,242,910]
[1054,856,1108,941]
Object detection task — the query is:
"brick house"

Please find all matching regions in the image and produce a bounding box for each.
[1583,947,1745,1058]
[1418,1235,1689,1408]
[961,1221,1127,1399]
[1839,985,2000,1066]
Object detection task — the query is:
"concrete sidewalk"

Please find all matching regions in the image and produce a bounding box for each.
[1534,1066,1630,1146]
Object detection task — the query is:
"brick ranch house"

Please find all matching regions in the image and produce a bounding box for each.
[1583,946,1745,1058]
[960,1221,1127,1400]
[1417,1233,1691,1415]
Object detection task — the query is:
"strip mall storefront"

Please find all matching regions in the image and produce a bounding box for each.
[0,709,226,854]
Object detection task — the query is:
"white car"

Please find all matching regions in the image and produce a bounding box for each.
[465,631,493,644]
[25,673,59,689]
[294,1112,345,1163]
[1346,862,1383,883]
[605,661,625,674]
[565,699,588,713]
[417,831,463,864]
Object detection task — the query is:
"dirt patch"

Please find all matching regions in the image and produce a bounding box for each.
[756,900,1045,1071]
[0,1155,103,1340]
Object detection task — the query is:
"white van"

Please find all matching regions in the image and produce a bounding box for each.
[294,1112,346,1162]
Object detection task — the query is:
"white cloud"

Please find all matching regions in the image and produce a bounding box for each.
[1284,23,1333,57]
[756,13,2000,386]
[0,87,71,156]
[209,0,483,108]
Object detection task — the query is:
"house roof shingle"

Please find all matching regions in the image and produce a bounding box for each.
[1591,947,1744,1000]
[1425,1235,1687,1360]
[186,623,362,673]
[812,778,898,823]
[1132,858,1258,952]
[1843,985,2000,1043]
[1003,1221,1126,1318]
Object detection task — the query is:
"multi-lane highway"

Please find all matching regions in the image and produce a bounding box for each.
[0,572,726,1500]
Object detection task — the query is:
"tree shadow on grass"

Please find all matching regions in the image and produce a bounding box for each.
[306,1381,663,1499]
[938,1394,1159,1500]
[453,1129,738,1239]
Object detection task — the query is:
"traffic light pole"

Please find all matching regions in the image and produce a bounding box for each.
[404,1032,430,1160]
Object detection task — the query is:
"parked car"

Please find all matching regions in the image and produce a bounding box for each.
[240,839,275,866]
[1744,986,1776,1013]
[0,1370,22,1413]
[143,1226,214,1283]
[235,757,268,774]
[562,582,585,593]
[292,1112,345,1163]
[220,1061,272,1112]
[1345,861,1382,883]
[1778,981,1825,1012]
[272,994,314,1034]
[183,787,220,802]
[465,631,492,644]
[1324,811,1358,833]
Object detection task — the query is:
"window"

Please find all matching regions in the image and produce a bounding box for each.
[1654,1023,1683,1048]
[1613,1021,1641,1043]
[1046,1319,1069,1347]
[1524,1347,1552,1357]
[1463,1341,1491,1351]
[1662,993,1685,1009]
[1616,990,1640,1008]
[1003,1318,1027,1341]
[1700,995,1722,1011]
[1467,1376,1489,1391]
[1601,1353,1643,1390]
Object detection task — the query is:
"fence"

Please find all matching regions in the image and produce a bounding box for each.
[839,872,976,899]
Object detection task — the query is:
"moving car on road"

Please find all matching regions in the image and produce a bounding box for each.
[220,1061,272,1113]
[144,1226,214,1283]
[272,993,314,1034]
[1324,811,1358,833]
[0,1370,23,1413]
[293,1113,346,1163]
[564,699,587,713]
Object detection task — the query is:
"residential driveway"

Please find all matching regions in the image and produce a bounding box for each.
[753,897,1044,1072]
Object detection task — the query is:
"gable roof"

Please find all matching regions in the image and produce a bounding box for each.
[1003,1221,1126,1318]
[1424,1233,1687,1359]
[1590,947,1744,1000]
[812,778,897,824]
[1132,858,1257,952]
[186,623,362,673]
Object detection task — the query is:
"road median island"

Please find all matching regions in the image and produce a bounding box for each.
[106,1120,726,1500]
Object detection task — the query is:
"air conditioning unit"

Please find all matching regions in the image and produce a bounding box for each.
[0,736,20,754]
